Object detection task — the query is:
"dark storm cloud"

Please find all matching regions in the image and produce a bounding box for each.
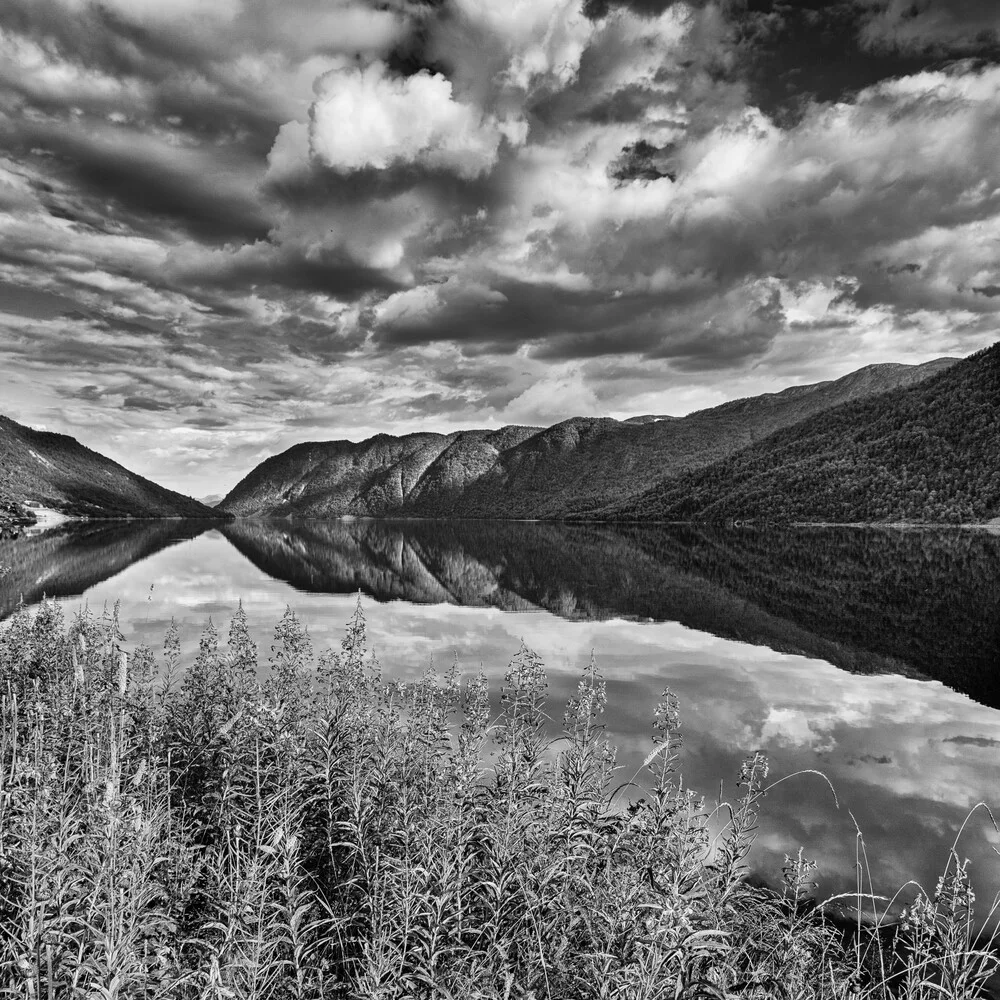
[185,414,232,428]
[0,1,182,83]
[742,0,1000,117]
[943,735,1000,748]
[123,396,174,412]
[263,155,506,221]
[375,280,619,349]
[5,327,141,369]
[275,315,370,362]
[608,140,678,183]
[168,244,402,301]
[582,0,685,18]
[12,123,273,244]
[579,0,999,122]
[530,288,785,369]
[375,273,783,368]
[70,385,106,402]
[734,2,947,123]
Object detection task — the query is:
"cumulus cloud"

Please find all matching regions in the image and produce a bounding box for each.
[307,61,519,179]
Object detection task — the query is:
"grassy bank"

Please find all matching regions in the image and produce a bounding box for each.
[0,600,996,998]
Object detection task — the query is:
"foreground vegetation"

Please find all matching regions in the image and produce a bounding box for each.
[1,601,997,998]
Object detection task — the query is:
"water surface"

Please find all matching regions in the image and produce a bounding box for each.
[2,518,999,913]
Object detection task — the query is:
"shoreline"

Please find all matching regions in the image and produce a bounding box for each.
[5,509,1000,531]
[23,505,75,535]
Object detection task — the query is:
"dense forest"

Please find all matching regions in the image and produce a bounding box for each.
[612,343,1000,524]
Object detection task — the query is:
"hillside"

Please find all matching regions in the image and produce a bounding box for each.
[610,343,1000,524]
[220,357,955,518]
[0,414,223,519]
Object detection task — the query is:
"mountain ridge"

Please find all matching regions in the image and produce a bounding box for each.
[219,356,959,520]
[607,343,1000,524]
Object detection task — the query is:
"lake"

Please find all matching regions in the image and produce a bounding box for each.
[2,518,1000,917]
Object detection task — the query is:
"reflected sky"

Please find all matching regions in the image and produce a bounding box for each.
[7,523,999,917]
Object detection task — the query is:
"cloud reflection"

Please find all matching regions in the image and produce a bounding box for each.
[19,525,1000,914]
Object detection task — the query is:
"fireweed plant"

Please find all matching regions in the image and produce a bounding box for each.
[0,598,997,999]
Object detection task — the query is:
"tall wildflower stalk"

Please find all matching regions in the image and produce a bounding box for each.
[0,598,997,999]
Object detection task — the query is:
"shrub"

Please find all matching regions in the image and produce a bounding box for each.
[0,598,996,998]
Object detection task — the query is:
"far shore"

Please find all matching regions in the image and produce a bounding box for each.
[6,509,1000,532]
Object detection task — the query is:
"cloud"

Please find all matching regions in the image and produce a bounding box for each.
[944,735,1000,748]
[450,0,595,89]
[858,0,1000,55]
[123,395,174,411]
[306,61,519,179]
[164,240,401,300]
[67,0,244,27]
[498,366,602,425]
[5,117,273,244]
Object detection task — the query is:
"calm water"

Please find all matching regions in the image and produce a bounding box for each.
[2,518,1000,914]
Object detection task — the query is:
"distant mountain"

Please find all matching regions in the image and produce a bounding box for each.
[0,414,224,519]
[219,357,956,519]
[198,495,224,508]
[609,343,1000,524]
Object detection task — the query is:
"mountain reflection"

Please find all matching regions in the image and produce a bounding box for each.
[0,519,213,618]
[5,517,1000,912]
[222,519,1000,706]
[3,518,998,708]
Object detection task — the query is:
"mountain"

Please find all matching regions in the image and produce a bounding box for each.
[219,357,956,519]
[609,342,1000,524]
[198,495,225,507]
[0,414,223,519]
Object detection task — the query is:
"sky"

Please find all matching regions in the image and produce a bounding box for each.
[0,0,999,495]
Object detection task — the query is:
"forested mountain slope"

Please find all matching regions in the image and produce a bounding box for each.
[0,414,222,519]
[220,358,954,518]
[609,343,1000,524]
